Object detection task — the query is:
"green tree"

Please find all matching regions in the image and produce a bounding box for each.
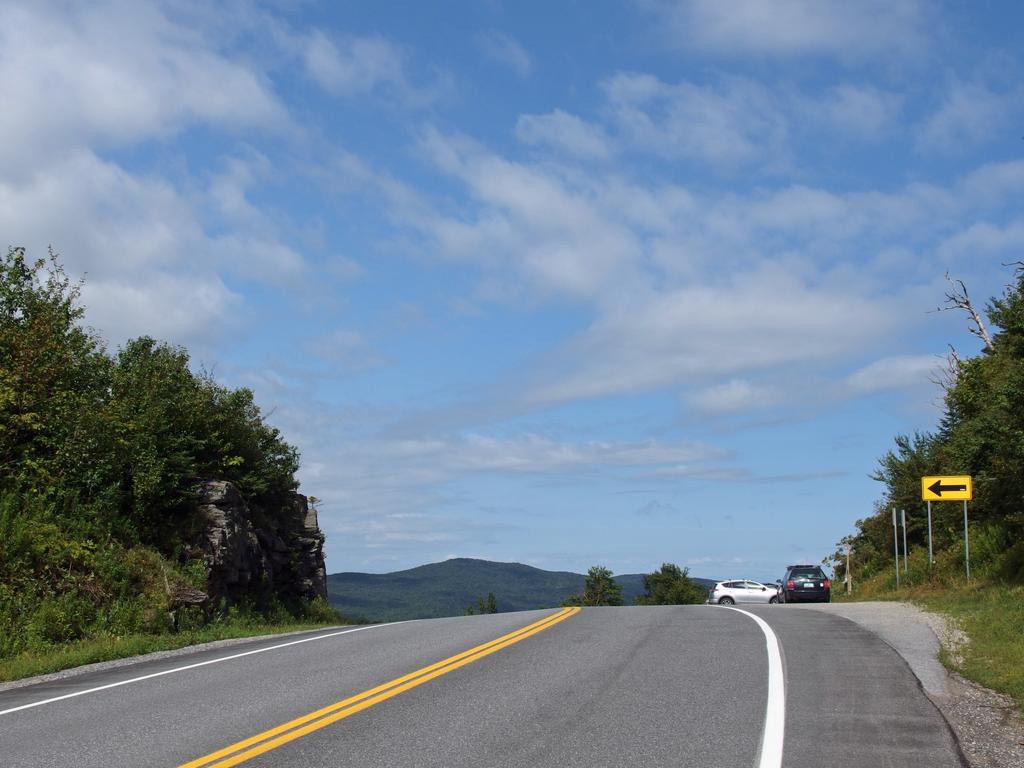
[97,337,214,546]
[837,263,1024,579]
[198,382,299,504]
[635,563,706,605]
[564,565,624,606]
[0,247,108,498]
[466,592,499,615]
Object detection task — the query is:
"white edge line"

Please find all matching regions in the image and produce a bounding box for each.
[0,622,409,717]
[721,606,785,768]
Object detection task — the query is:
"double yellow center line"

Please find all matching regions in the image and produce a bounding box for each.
[178,607,580,768]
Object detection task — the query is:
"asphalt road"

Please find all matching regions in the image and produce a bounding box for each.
[0,605,965,768]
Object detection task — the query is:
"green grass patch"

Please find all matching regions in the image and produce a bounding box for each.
[915,584,1024,713]
[0,619,351,683]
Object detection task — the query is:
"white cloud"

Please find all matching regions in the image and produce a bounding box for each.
[845,355,940,394]
[603,73,790,170]
[327,256,367,280]
[207,151,273,226]
[516,110,612,159]
[303,29,449,106]
[304,329,384,372]
[209,234,308,284]
[527,268,898,404]
[646,466,750,481]
[961,160,1024,205]
[687,379,778,414]
[917,79,1024,153]
[645,0,930,62]
[0,147,309,346]
[476,31,532,77]
[937,220,1024,263]
[0,0,286,175]
[81,273,241,349]
[804,84,903,141]
[600,75,904,169]
[304,31,401,93]
[417,128,644,299]
[0,150,201,274]
[16,166,267,349]
[0,3,310,348]
[365,128,1019,414]
[202,152,310,283]
[307,433,726,484]
[448,434,725,473]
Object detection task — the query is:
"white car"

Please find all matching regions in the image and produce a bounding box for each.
[706,579,779,605]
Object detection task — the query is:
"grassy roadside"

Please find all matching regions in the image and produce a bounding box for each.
[914,584,1024,711]
[836,552,1024,713]
[0,618,357,683]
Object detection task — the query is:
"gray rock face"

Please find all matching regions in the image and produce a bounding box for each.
[193,480,327,605]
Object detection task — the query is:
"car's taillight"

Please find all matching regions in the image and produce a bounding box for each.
[786,580,795,589]
[823,579,830,589]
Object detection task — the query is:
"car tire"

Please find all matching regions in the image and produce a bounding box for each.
[769,596,778,604]
[718,596,735,605]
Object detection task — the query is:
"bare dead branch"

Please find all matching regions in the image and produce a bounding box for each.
[931,272,995,351]
[929,345,962,397]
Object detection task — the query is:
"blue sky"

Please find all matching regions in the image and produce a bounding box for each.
[3,1,1023,581]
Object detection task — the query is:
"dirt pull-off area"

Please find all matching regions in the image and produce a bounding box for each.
[795,602,1024,768]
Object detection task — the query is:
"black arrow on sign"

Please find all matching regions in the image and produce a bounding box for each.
[928,479,967,497]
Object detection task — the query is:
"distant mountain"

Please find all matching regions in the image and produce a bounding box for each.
[326,558,717,622]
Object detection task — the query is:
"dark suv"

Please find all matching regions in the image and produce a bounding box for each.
[777,564,830,603]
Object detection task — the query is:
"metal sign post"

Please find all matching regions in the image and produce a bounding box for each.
[963,500,971,581]
[926,500,933,571]
[901,509,908,573]
[892,507,900,587]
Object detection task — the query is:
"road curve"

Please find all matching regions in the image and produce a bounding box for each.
[0,606,964,767]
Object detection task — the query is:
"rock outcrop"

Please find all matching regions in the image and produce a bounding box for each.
[191,480,327,605]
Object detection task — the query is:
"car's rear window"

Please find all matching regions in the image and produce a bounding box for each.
[790,567,824,579]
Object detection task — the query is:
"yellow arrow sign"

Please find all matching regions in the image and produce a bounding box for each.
[921,475,972,501]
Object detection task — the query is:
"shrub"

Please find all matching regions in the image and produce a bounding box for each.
[969,524,1012,578]
[999,541,1024,585]
[29,592,96,644]
[299,597,344,624]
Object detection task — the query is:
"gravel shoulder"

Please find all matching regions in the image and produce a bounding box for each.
[793,602,1024,768]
